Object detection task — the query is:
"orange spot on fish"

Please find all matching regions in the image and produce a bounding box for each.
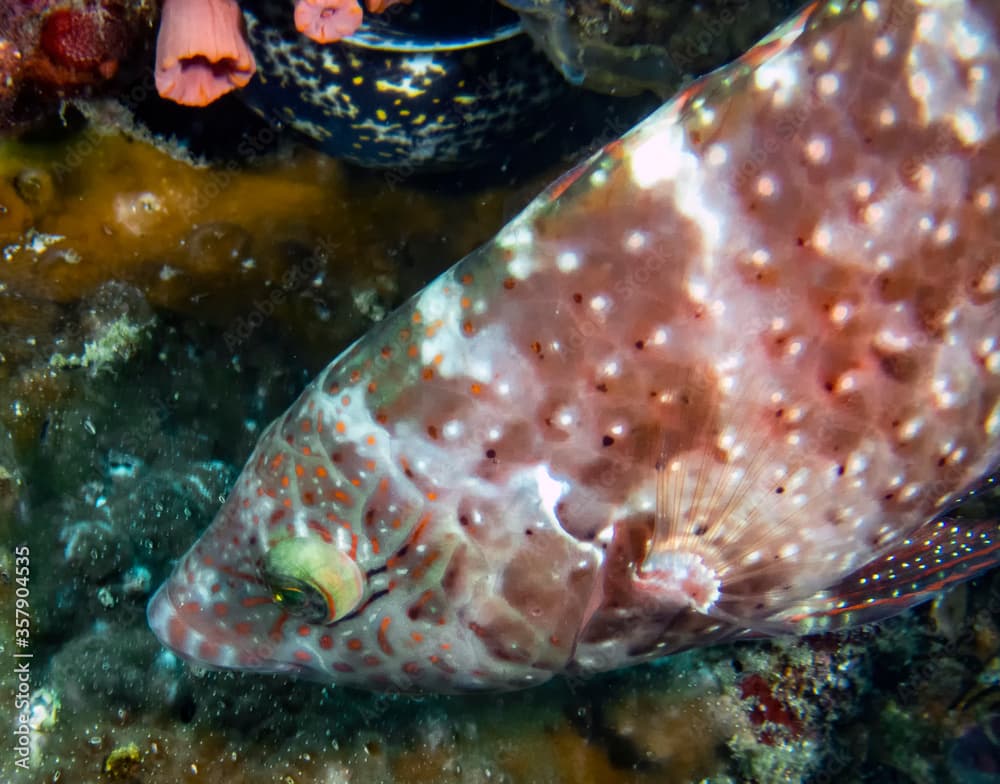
[378,617,394,655]
[242,596,272,608]
[347,638,363,651]
[165,621,187,651]
[409,515,430,545]
[411,632,424,643]
[294,649,312,663]
[316,466,328,478]
[320,634,333,650]
[234,621,253,636]
[336,420,346,434]
[307,520,334,542]
[213,602,229,617]
[269,611,289,641]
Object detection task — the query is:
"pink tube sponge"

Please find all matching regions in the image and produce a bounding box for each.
[155,0,256,106]
[295,0,364,43]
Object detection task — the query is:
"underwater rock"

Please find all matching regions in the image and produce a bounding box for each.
[499,0,800,96]
[0,422,25,537]
[49,627,168,714]
[60,519,133,581]
[950,715,1000,784]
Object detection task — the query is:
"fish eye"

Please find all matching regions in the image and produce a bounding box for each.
[268,578,331,624]
[260,537,366,625]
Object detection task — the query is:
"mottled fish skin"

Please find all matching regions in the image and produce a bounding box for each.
[149,0,1000,692]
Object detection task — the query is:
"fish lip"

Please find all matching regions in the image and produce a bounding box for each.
[146,579,308,676]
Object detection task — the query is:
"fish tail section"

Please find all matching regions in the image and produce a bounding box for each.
[772,515,1000,634]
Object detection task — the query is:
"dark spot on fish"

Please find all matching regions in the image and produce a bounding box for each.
[775,487,785,494]
[634,340,644,350]
[837,465,845,476]
[525,529,533,536]
[572,293,583,303]
[459,515,470,526]
[602,435,615,447]
[694,525,708,536]
[503,277,516,290]
[427,424,439,439]
[485,448,496,459]
[596,383,608,393]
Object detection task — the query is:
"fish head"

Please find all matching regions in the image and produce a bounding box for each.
[145,498,344,680]
[145,399,590,693]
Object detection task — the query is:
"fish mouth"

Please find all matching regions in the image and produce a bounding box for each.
[146,580,301,676]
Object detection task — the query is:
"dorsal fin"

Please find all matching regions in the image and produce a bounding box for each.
[770,514,1000,634]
